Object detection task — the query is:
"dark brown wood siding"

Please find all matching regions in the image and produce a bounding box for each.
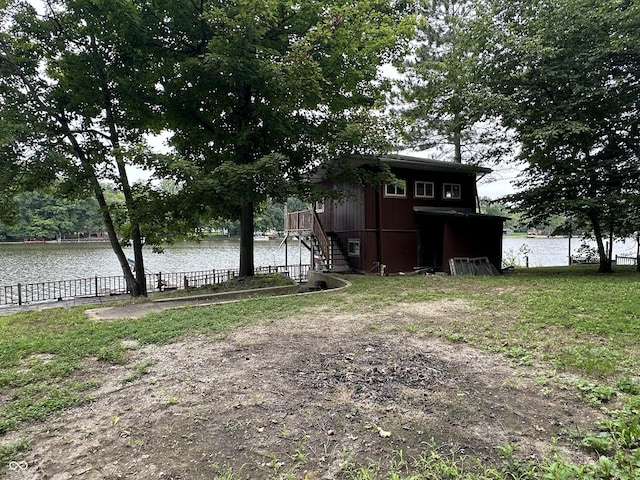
[380,231,419,272]
[318,182,365,233]
[317,183,370,272]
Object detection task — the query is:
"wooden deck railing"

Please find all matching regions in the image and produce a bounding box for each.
[285,209,313,232]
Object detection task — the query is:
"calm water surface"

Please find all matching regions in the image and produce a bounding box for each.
[502,236,637,267]
[0,236,636,286]
[0,239,305,285]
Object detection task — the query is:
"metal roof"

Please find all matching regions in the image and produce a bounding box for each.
[344,154,492,175]
[380,154,492,175]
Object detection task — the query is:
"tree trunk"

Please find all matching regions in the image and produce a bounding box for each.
[58,115,146,296]
[90,180,146,296]
[239,202,255,277]
[131,225,147,296]
[97,196,142,296]
[608,223,614,270]
[591,216,613,273]
[94,37,148,297]
[636,231,640,273]
[453,113,462,163]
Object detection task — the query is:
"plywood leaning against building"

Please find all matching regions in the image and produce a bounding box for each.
[285,155,505,275]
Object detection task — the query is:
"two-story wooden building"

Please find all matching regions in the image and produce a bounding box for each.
[285,154,505,275]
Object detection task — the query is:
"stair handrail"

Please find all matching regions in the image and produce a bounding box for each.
[311,210,331,268]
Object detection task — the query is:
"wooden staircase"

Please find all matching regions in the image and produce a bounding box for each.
[311,235,351,273]
[285,209,351,273]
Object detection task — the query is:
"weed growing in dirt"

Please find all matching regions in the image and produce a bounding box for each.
[438,329,465,342]
[122,359,154,383]
[499,412,640,480]
[97,342,128,364]
[209,438,640,480]
[575,380,616,405]
[581,395,640,455]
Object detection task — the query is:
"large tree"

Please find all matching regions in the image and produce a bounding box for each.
[145,0,416,277]
[395,0,507,165]
[472,0,640,272]
[0,0,169,295]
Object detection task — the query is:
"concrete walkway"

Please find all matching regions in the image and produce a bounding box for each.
[1,295,237,320]
[85,301,184,320]
[0,295,131,316]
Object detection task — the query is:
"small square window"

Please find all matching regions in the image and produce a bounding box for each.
[348,238,361,257]
[443,183,461,199]
[415,181,435,199]
[384,180,406,198]
[314,199,325,213]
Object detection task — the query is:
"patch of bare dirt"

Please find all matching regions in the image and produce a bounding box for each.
[3,299,600,479]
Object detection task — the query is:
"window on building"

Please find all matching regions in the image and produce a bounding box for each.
[348,238,361,257]
[443,183,461,199]
[314,199,325,213]
[414,181,435,199]
[384,180,406,198]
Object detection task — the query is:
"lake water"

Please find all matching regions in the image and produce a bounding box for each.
[502,236,637,267]
[0,236,637,286]
[0,239,306,286]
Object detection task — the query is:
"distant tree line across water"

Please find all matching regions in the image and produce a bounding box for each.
[0,185,308,242]
[481,198,570,235]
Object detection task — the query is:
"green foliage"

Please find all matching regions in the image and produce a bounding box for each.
[254,198,289,233]
[96,343,128,365]
[501,243,531,268]
[471,0,640,272]
[617,378,640,396]
[149,0,417,274]
[575,380,615,405]
[0,384,82,434]
[581,396,640,476]
[396,0,509,165]
[0,189,108,241]
[122,360,154,383]
[479,198,511,222]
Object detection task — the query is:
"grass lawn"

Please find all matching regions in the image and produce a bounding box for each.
[1,265,640,478]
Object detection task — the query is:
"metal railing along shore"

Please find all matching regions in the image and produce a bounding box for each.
[615,255,638,266]
[0,264,310,307]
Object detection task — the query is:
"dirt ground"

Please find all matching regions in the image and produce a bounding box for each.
[3,298,601,479]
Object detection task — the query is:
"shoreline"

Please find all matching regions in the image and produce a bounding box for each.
[0,235,284,246]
